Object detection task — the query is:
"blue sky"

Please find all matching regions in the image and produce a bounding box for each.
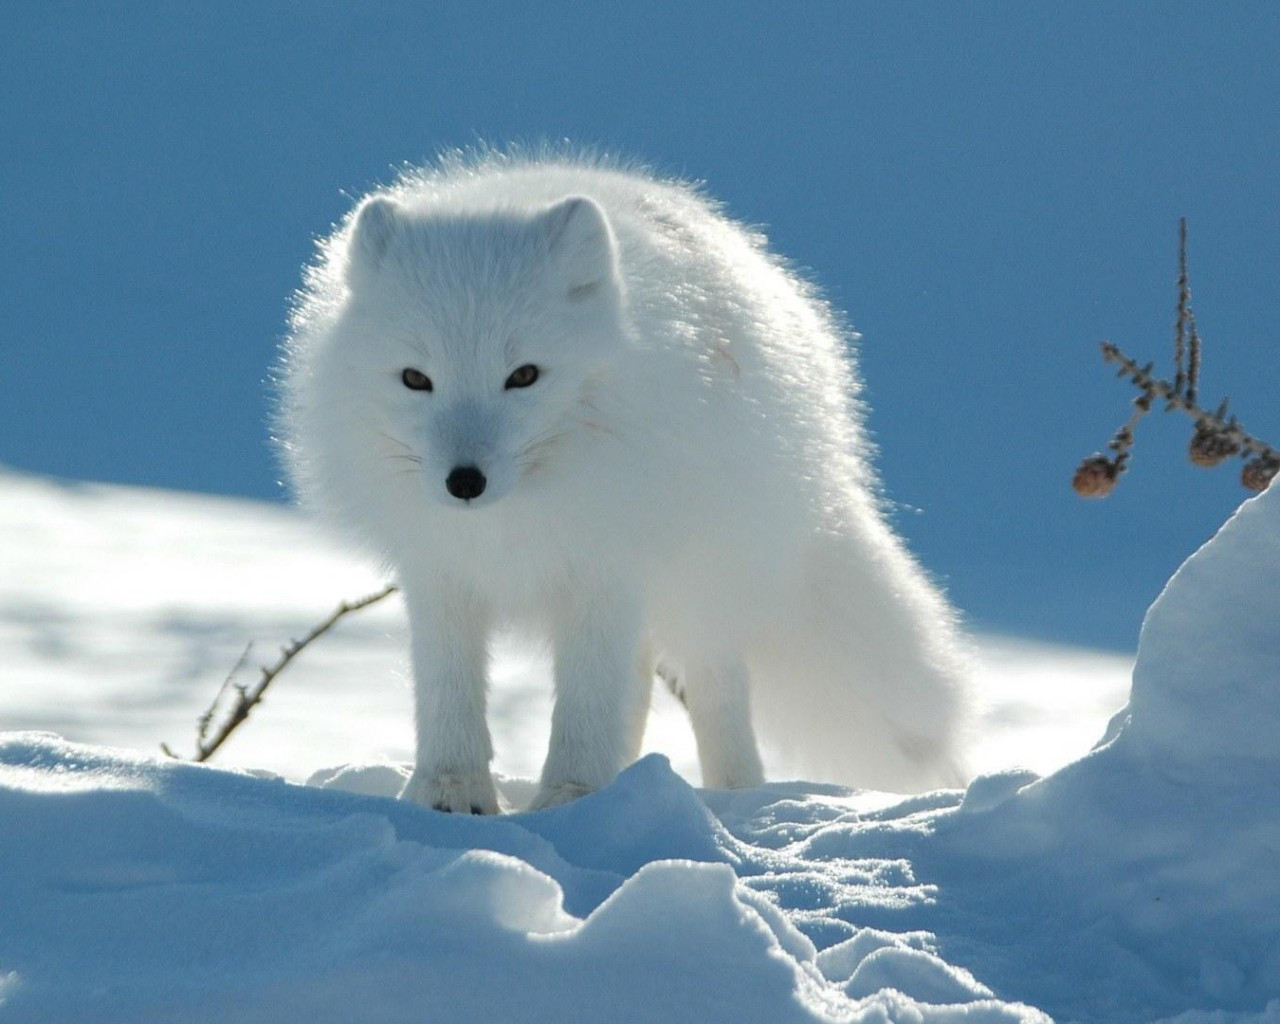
[2,2,1278,649]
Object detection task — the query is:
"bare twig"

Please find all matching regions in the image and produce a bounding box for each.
[165,583,399,762]
[1074,220,1278,497]
[1187,306,1201,408]
[1100,343,1276,460]
[199,642,255,746]
[1174,217,1189,399]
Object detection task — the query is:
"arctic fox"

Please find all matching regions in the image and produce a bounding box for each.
[279,152,970,812]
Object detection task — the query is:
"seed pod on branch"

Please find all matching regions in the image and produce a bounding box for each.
[1241,456,1280,493]
[1072,454,1120,498]
[1188,421,1240,468]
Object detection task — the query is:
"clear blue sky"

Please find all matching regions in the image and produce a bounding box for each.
[3,2,1278,650]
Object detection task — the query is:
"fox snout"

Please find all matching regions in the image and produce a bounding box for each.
[445,464,487,501]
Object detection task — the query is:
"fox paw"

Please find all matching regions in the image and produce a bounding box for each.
[528,781,595,811]
[400,768,499,815]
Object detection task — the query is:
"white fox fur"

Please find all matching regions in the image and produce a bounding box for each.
[279,151,971,812]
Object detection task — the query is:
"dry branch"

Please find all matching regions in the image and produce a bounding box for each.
[163,583,399,762]
[1073,219,1278,497]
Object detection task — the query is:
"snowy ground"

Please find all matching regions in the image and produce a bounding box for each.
[2,467,1276,1022]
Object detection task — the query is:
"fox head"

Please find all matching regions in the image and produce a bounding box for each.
[328,193,630,509]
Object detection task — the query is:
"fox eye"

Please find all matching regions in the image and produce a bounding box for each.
[401,368,433,392]
[504,364,539,390]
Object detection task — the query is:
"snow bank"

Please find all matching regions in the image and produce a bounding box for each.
[931,480,1280,1021]
[1125,475,1280,764]
[0,735,1046,1023]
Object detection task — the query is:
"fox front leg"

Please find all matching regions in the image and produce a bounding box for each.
[398,581,500,814]
[531,587,649,810]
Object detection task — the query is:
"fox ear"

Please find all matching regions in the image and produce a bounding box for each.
[346,196,400,285]
[538,196,620,299]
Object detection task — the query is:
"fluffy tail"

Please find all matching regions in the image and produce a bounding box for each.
[746,520,974,793]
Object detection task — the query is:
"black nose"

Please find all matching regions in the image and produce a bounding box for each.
[445,465,487,501]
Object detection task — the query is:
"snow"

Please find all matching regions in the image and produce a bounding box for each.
[1,466,1277,1022]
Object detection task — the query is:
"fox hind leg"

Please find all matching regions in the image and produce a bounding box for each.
[679,657,765,790]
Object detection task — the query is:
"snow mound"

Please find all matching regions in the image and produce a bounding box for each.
[1126,474,1280,763]
[933,481,1280,1021]
[0,735,1047,1023]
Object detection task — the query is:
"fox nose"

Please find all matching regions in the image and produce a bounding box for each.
[445,465,487,501]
